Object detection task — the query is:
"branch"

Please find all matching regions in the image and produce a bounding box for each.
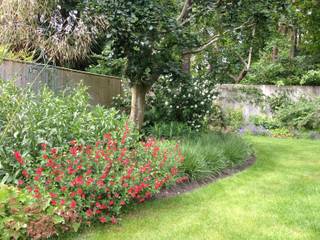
[177,0,192,23]
[184,19,254,55]
[185,35,220,54]
[231,24,256,83]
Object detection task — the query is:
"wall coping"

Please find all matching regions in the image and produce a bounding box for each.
[2,58,122,81]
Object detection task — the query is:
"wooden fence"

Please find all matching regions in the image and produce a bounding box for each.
[0,59,122,106]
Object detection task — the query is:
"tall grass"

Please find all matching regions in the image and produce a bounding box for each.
[180,132,253,180]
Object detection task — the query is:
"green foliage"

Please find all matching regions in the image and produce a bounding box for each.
[244,55,320,86]
[145,122,193,139]
[0,185,68,240]
[0,80,134,184]
[268,92,292,113]
[300,70,320,86]
[180,132,252,180]
[112,74,217,130]
[87,0,184,87]
[226,109,244,130]
[146,75,217,130]
[275,98,320,130]
[14,130,182,235]
[249,115,280,130]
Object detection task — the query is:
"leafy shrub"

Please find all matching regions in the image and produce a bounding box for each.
[113,74,217,131]
[145,122,193,139]
[0,184,72,240]
[14,126,184,234]
[249,115,280,130]
[275,98,320,130]
[179,133,252,180]
[207,104,228,130]
[244,55,320,86]
[300,70,320,86]
[268,92,292,113]
[0,80,135,183]
[226,109,244,130]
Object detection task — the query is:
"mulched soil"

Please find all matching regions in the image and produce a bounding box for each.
[156,155,256,199]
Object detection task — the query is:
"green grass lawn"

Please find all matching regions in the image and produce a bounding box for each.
[66,136,320,240]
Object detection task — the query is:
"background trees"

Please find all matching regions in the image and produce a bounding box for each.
[0,0,319,129]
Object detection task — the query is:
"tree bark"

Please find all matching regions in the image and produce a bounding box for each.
[182,52,192,74]
[272,46,279,62]
[129,84,148,131]
[289,26,298,59]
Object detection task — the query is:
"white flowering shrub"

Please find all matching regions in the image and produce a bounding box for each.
[113,75,217,130]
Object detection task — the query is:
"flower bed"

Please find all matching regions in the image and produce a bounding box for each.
[1,126,184,239]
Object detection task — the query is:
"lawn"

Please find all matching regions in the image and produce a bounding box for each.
[66,136,320,240]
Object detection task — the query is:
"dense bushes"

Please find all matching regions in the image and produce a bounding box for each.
[113,75,217,131]
[0,184,70,240]
[179,133,253,180]
[244,55,320,86]
[4,127,183,239]
[0,80,136,184]
[276,98,320,131]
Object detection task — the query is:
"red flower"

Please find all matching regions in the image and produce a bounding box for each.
[77,188,83,195]
[86,178,94,186]
[22,170,29,178]
[170,166,178,176]
[86,209,93,217]
[70,200,77,208]
[60,199,65,205]
[109,200,114,206]
[35,167,43,175]
[111,216,117,224]
[14,151,24,165]
[120,201,126,206]
[50,200,57,206]
[41,143,47,151]
[49,192,58,198]
[50,148,58,155]
[61,186,67,192]
[17,179,24,185]
[99,217,107,223]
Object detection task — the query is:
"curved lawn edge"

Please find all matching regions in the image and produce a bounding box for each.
[156,155,256,199]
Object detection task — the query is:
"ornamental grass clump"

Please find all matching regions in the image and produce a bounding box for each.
[13,124,184,238]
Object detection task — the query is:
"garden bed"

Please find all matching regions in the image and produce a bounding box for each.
[156,155,256,199]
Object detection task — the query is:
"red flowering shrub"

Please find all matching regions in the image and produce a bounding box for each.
[15,124,184,233]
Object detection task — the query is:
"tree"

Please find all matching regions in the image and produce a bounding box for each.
[87,0,288,128]
[0,0,106,67]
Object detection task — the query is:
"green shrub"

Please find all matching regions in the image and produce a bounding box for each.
[112,74,217,131]
[179,133,252,180]
[275,98,320,130]
[249,115,281,130]
[13,129,183,238]
[145,122,193,139]
[244,55,320,86]
[0,184,72,240]
[300,70,320,86]
[226,109,244,130]
[0,80,137,184]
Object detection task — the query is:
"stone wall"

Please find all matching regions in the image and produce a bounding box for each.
[216,84,320,121]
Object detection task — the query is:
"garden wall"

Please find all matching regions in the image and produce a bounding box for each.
[0,59,122,106]
[216,84,320,121]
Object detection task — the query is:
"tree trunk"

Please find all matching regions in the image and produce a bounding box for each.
[272,46,279,62]
[182,52,192,74]
[129,84,148,131]
[289,27,298,59]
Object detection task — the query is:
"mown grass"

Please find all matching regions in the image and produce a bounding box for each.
[65,136,320,240]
